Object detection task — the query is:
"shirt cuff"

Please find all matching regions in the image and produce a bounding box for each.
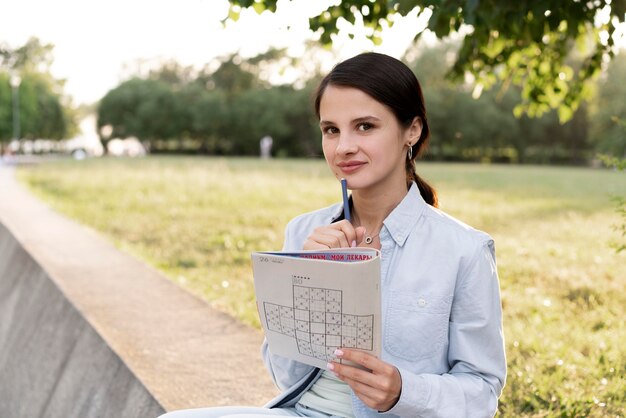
[383,366,430,417]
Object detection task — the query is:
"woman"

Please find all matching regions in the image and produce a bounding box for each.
[160,52,506,418]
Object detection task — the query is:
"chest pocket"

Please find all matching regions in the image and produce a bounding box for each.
[384,291,452,361]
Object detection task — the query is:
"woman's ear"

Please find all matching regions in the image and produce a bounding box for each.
[409,117,423,143]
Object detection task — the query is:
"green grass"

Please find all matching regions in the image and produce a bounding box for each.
[16,156,625,417]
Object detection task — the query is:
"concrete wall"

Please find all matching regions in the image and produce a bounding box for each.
[0,165,278,417]
[0,223,165,417]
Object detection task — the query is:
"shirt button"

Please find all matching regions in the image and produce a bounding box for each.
[418,298,426,307]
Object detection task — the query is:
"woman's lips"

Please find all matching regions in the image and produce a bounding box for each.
[337,161,366,174]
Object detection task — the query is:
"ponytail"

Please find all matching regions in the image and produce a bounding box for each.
[413,173,438,208]
[407,159,438,208]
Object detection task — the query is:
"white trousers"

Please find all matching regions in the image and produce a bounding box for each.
[158,403,339,418]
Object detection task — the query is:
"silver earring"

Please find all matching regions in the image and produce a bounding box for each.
[407,144,413,160]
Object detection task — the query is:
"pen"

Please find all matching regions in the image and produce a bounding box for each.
[341,178,351,222]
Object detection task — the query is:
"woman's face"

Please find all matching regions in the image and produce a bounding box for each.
[319,85,419,194]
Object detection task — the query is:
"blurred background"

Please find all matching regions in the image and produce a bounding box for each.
[1,0,625,163]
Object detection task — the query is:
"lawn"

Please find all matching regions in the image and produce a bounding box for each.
[16,156,625,417]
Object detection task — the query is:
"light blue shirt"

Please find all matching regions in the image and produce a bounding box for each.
[262,183,506,418]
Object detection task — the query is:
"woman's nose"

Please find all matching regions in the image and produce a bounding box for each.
[336,133,358,155]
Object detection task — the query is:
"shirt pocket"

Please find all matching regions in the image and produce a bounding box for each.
[384,291,452,361]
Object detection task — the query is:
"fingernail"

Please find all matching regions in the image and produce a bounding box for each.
[351,240,356,247]
[334,349,344,357]
[327,362,335,371]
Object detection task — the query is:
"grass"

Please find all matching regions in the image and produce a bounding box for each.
[16,156,625,417]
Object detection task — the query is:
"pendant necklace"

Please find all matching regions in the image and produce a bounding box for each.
[354,212,383,245]
[364,230,381,244]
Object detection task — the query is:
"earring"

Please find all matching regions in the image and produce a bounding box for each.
[407,143,413,160]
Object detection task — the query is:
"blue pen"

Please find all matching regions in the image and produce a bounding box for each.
[341,178,351,222]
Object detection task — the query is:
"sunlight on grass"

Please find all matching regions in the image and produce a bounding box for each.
[16,157,626,417]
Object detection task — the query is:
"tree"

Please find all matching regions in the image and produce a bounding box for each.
[97,49,325,156]
[227,84,320,156]
[592,54,626,251]
[184,87,231,154]
[227,0,626,123]
[407,41,593,164]
[590,52,626,157]
[0,37,55,73]
[0,73,13,143]
[18,71,72,140]
[202,53,266,96]
[0,37,76,149]
[97,78,185,151]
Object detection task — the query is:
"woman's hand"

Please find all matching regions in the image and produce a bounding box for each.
[328,348,402,412]
[303,220,365,250]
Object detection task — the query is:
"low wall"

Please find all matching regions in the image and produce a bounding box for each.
[0,222,165,417]
[0,165,278,417]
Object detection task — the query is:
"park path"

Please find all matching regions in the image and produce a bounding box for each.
[0,161,278,413]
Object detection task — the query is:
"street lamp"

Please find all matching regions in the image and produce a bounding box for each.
[10,74,21,146]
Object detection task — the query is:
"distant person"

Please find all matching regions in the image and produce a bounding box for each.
[159,52,506,418]
[1,146,15,164]
[260,135,273,159]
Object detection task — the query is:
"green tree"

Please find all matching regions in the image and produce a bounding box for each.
[97,50,322,156]
[1,37,55,73]
[0,73,13,142]
[97,78,185,151]
[185,87,231,154]
[148,60,196,87]
[407,41,593,164]
[592,54,626,252]
[201,53,265,97]
[0,70,74,143]
[0,37,76,149]
[227,84,320,157]
[19,72,71,140]
[590,52,626,157]
[227,0,626,123]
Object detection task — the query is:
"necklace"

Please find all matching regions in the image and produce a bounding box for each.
[353,213,383,245]
[364,231,380,245]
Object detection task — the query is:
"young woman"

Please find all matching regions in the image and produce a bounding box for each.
[160,52,506,418]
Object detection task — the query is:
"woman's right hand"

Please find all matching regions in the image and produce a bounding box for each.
[303,220,366,250]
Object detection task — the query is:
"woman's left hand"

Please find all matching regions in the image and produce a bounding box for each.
[328,348,402,412]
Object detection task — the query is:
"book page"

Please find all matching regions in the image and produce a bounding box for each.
[252,249,381,370]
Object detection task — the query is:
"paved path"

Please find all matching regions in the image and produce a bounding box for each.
[0,163,278,415]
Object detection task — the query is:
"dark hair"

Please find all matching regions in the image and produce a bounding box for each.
[314,52,437,207]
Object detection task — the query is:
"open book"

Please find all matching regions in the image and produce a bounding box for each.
[251,248,381,370]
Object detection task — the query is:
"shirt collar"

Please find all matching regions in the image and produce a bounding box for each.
[331,182,427,247]
[383,182,426,247]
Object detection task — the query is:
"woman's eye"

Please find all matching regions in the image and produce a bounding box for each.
[358,123,373,131]
[324,127,338,135]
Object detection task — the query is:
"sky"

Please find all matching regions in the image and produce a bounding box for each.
[1,0,430,106]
